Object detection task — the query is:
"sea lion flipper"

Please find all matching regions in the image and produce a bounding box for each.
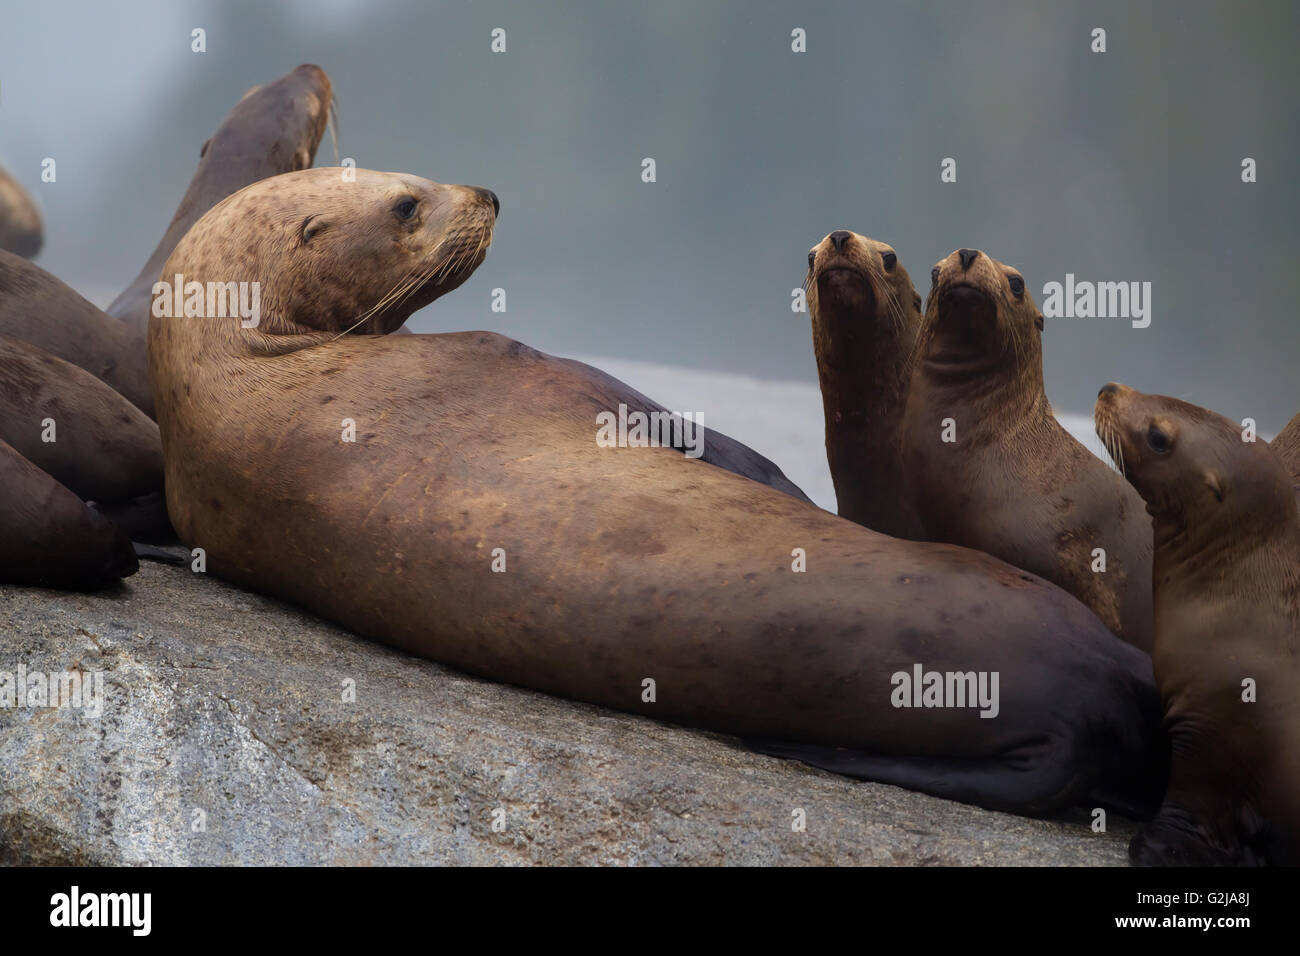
[746,739,1086,817]
[131,542,187,566]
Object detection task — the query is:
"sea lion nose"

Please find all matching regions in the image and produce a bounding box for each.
[829,230,852,252]
[1098,383,1121,397]
[470,187,499,216]
[958,248,979,271]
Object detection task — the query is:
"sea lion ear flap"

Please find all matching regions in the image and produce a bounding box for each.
[299,214,327,245]
[200,138,211,159]
[913,292,922,312]
[1034,311,1045,332]
[1205,472,1225,503]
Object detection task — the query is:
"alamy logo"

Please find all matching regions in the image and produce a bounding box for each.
[890,663,1000,718]
[596,403,705,459]
[0,664,103,717]
[1041,274,1151,328]
[49,886,151,936]
[151,273,261,328]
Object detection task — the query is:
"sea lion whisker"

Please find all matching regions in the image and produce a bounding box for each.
[332,263,429,339]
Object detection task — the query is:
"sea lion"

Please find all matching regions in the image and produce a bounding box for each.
[148,167,1167,818]
[901,248,1153,651]
[0,250,153,416]
[0,335,163,504]
[106,63,333,332]
[806,229,924,538]
[1271,411,1300,488]
[0,163,42,258]
[1096,384,1300,865]
[0,438,137,589]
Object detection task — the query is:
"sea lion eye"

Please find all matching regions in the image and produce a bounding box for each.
[882,252,897,271]
[1008,275,1025,296]
[1146,426,1171,455]
[394,198,418,220]
[931,267,940,285]
[808,251,816,269]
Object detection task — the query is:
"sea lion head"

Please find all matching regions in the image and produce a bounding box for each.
[1094,383,1296,544]
[194,63,334,192]
[919,248,1043,379]
[806,230,921,365]
[162,166,497,336]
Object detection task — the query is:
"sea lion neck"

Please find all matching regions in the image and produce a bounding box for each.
[811,289,920,411]
[914,339,1050,436]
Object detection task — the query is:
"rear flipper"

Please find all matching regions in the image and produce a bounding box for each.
[1129,806,1261,866]
[132,542,187,566]
[88,491,177,545]
[746,738,1091,818]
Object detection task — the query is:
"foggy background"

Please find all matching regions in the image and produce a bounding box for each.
[1,0,1295,497]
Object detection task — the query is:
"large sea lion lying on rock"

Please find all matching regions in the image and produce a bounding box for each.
[147,167,1167,818]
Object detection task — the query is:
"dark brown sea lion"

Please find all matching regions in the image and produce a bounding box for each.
[0,438,137,589]
[806,229,924,538]
[1096,384,1300,865]
[106,64,333,333]
[901,248,1153,651]
[0,335,162,503]
[147,168,1167,818]
[0,163,42,258]
[0,250,153,417]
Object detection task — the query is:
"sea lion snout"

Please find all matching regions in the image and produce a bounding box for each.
[958,248,979,270]
[829,230,853,252]
[466,186,500,217]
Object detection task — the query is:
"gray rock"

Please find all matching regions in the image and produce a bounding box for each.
[0,558,1136,865]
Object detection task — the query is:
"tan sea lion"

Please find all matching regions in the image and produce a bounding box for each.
[0,438,137,589]
[806,229,924,538]
[0,250,153,417]
[106,64,334,332]
[147,167,1168,818]
[1096,384,1300,865]
[0,163,42,258]
[901,248,1153,651]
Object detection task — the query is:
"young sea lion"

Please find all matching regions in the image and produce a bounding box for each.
[106,63,334,332]
[806,229,924,538]
[0,438,137,589]
[1096,384,1300,865]
[0,250,153,416]
[901,248,1153,651]
[147,168,1167,818]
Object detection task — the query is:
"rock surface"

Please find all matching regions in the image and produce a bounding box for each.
[0,556,1136,865]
